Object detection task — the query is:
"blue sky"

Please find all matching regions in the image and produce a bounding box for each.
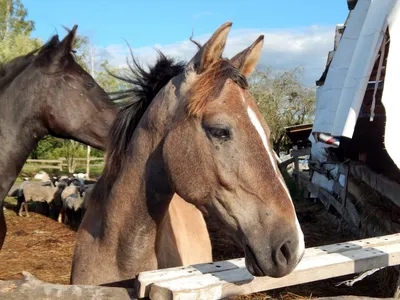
[22,0,350,85]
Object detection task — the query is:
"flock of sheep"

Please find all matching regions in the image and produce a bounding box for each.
[7,171,95,227]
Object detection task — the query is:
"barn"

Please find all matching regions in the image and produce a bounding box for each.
[307,0,400,239]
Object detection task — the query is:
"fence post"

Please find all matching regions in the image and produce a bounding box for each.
[58,159,63,171]
[86,147,91,179]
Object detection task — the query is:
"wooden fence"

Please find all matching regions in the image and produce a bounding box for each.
[1,234,399,299]
[25,157,105,171]
[137,233,400,299]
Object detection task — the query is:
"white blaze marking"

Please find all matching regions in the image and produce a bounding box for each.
[244,95,305,257]
[246,106,278,174]
[247,105,292,199]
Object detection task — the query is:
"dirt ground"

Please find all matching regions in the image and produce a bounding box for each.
[0,195,398,299]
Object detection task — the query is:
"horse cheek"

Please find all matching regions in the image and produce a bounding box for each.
[162,125,215,207]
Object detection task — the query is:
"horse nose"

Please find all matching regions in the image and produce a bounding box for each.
[270,230,304,277]
[272,241,296,273]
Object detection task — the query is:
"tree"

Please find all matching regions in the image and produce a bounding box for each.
[52,140,86,174]
[0,0,40,61]
[0,0,34,39]
[73,34,90,71]
[95,60,130,93]
[250,66,316,154]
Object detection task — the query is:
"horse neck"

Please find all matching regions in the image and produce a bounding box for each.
[0,78,47,201]
[96,87,177,273]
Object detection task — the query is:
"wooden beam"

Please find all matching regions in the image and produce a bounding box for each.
[279,157,295,169]
[348,162,400,209]
[137,234,400,299]
[291,148,311,157]
[26,159,63,163]
[0,272,135,300]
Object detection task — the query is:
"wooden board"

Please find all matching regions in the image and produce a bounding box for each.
[149,243,400,300]
[0,272,135,300]
[137,233,400,299]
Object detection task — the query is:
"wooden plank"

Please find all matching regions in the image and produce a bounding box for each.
[349,163,400,209]
[136,259,244,298]
[279,157,295,169]
[24,165,62,170]
[74,157,105,162]
[291,148,310,157]
[137,234,400,298]
[149,243,400,300]
[0,271,135,300]
[303,233,400,258]
[26,159,62,163]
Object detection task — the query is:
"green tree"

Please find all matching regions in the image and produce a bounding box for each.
[53,140,86,173]
[0,0,34,39]
[0,0,41,61]
[96,60,130,93]
[73,34,90,71]
[250,66,316,154]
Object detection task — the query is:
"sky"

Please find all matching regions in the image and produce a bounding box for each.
[22,0,350,86]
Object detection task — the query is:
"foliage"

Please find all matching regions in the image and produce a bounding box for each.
[29,136,104,160]
[73,34,90,71]
[96,60,131,93]
[0,0,41,61]
[0,0,34,38]
[250,66,316,153]
[53,140,86,173]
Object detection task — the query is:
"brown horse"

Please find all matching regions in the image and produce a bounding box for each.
[0,25,117,249]
[71,22,305,286]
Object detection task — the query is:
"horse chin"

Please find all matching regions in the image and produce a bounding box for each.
[244,244,266,277]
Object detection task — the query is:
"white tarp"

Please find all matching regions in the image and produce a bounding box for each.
[312,0,397,138]
[381,0,400,168]
[311,0,400,170]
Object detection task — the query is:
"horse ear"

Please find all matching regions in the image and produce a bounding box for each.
[230,35,264,78]
[47,35,60,48]
[188,22,232,74]
[51,25,78,62]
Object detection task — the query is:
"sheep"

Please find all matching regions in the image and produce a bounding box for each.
[58,183,85,226]
[62,194,84,226]
[33,170,51,182]
[17,181,59,217]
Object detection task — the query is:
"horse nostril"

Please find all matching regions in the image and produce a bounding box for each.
[273,241,292,267]
[281,242,291,264]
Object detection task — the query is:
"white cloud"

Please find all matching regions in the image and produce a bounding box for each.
[92,25,336,86]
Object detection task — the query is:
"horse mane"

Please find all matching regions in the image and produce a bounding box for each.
[92,50,185,200]
[0,35,63,91]
[187,59,248,117]
[0,49,38,91]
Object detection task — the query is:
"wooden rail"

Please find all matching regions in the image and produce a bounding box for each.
[136,233,400,299]
[24,157,105,171]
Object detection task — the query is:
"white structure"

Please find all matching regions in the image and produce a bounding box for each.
[310,0,400,197]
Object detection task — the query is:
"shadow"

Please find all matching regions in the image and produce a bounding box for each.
[185,239,393,293]
[99,278,137,299]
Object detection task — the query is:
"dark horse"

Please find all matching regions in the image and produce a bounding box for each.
[0,25,117,249]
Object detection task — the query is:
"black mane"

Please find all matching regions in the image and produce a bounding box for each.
[0,48,39,91]
[0,34,73,91]
[101,50,185,185]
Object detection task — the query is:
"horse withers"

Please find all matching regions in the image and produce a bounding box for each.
[0,25,117,249]
[71,22,305,286]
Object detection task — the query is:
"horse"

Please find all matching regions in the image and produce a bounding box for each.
[0,25,117,250]
[71,22,305,286]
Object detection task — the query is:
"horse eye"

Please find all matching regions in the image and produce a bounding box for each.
[85,82,94,89]
[209,127,231,139]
